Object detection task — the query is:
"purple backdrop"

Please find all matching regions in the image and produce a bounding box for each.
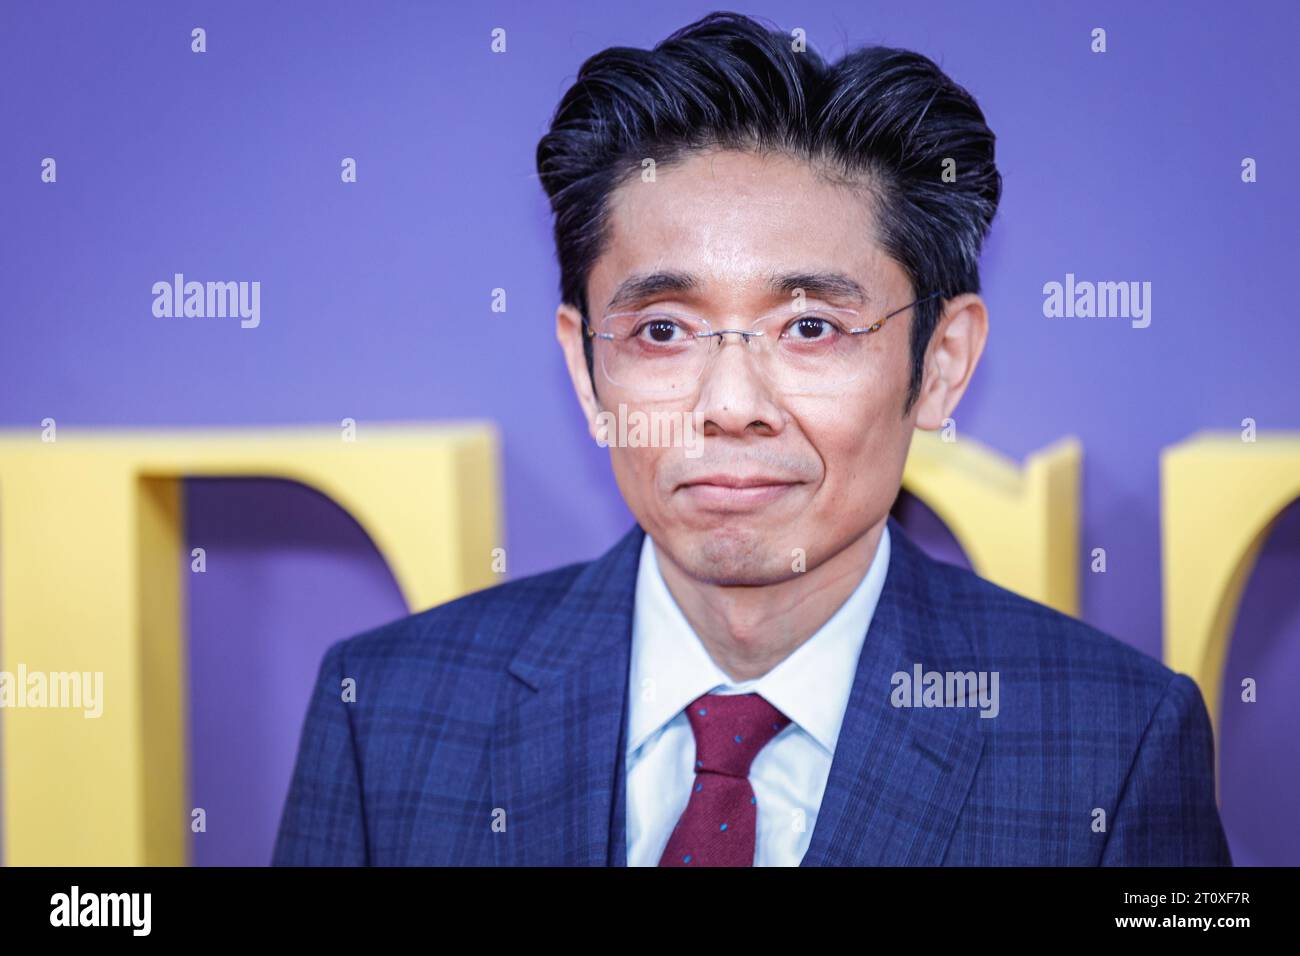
[1,0,1296,865]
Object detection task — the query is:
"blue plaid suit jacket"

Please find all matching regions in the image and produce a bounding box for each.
[272,515,1232,866]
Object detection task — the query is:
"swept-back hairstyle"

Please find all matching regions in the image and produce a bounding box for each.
[536,11,1001,410]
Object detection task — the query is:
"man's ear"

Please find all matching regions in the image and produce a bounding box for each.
[556,303,604,439]
[912,293,989,430]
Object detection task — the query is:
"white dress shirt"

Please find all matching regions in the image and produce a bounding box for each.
[625,523,891,866]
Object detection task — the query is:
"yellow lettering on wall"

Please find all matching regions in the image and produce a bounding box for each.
[0,424,500,866]
[903,430,1082,616]
[1162,432,1300,733]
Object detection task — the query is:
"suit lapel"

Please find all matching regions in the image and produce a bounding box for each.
[488,516,985,867]
[489,525,642,865]
[800,516,985,866]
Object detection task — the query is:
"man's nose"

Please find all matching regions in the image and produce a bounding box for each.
[692,332,785,437]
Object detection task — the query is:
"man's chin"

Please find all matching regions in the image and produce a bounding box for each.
[666,526,800,587]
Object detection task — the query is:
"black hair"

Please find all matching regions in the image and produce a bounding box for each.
[535,11,1001,410]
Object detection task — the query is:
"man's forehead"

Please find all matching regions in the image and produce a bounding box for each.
[599,268,875,315]
[605,150,876,234]
[589,218,893,315]
[591,152,887,311]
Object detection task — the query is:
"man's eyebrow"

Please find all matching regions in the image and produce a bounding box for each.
[769,272,870,306]
[603,271,699,314]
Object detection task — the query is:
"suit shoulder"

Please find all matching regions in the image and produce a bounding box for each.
[327,558,588,671]
[926,553,1176,692]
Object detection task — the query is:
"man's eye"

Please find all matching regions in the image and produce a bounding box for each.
[785,316,841,341]
[634,319,686,343]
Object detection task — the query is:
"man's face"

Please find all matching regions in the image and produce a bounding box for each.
[559,148,963,586]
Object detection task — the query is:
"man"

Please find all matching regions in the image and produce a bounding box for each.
[273,12,1231,866]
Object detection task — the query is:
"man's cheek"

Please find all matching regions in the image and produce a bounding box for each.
[613,446,660,500]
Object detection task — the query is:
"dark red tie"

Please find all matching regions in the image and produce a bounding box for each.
[658,692,792,867]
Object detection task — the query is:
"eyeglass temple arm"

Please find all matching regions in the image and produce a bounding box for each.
[582,318,612,340]
[852,290,945,333]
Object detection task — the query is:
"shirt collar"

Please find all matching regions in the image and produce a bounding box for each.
[626,523,891,757]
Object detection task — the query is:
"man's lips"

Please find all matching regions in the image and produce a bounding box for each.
[679,474,801,490]
[676,475,804,508]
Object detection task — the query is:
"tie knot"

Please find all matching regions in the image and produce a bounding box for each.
[685,692,791,778]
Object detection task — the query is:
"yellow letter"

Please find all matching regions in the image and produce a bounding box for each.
[1162,431,1300,733]
[903,430,1081,615]
[0,424,499,865]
